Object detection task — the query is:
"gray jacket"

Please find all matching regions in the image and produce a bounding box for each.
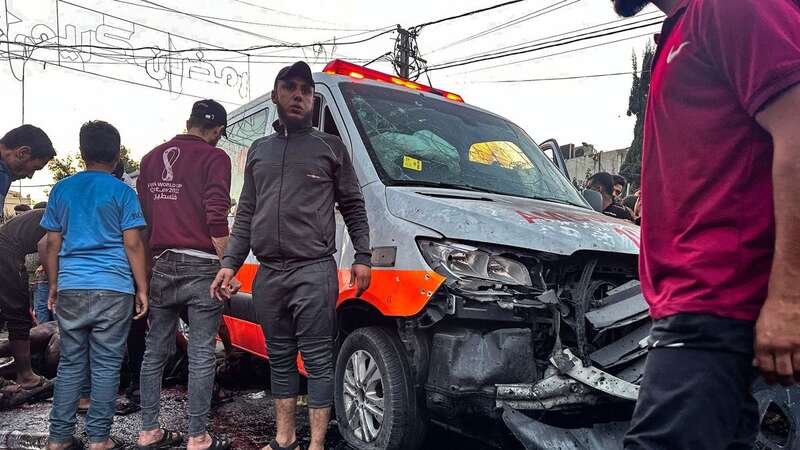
[222,122,371,271]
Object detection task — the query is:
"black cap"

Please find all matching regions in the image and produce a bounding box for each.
[275,61,314,87]
[190,99,228,137]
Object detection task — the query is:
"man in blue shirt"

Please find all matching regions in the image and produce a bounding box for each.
[0,125,55,215]
[41,121,149,450]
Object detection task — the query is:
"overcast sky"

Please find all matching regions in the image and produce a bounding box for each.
[1,0,661,201]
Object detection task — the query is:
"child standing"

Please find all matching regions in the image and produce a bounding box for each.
[42,121,149,450]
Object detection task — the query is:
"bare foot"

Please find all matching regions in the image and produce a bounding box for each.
[137,429,164,447]
[187,433,212,450]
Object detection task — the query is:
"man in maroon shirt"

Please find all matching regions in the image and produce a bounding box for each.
[135,100,233,450]
[611,0,800,448]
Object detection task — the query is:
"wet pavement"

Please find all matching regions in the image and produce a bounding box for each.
[0,385,500,450]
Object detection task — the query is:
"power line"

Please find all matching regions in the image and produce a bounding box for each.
[0,28,397,54]
[138,0,289,45]
[228,0,339,26]
[426,19,662,72]
[431,15,663,68]
[465,69,651,83]
[412,0,528,31]
[2,53,242,105]
[428,0,579,54]
[443,11,663,61]
[109,0,375,31]
[453,30,656,75]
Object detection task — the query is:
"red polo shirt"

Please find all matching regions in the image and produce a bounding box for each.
[640,0,800,321]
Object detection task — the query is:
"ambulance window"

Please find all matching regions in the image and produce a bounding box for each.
[312,96,322,128]
[218,107,270,201]
[322,106,340,137]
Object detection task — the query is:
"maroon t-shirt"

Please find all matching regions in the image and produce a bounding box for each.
[137,135,231,254]
[641,0,800,321]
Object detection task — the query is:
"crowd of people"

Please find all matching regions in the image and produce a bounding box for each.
[1,0,800,448]
[0,61,369,450]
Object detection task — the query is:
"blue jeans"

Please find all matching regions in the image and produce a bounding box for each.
[33,282,53,323]
[48,290,133,444]
[139,252,222,437]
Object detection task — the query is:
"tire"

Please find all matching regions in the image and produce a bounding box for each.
[753,381,800,450]
[334,326,427,450]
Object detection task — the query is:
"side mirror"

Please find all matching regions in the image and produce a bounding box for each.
[583,189,604,212]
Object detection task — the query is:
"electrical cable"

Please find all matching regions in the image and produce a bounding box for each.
[412,0,528,31]
[426,20,662,72]
[463,69,650,83]
[109,0,375,31]
[430,15,663,68]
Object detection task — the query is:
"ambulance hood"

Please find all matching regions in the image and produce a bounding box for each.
[386,187,640,256]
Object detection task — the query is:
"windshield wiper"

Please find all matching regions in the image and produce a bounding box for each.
[392,180,588,209]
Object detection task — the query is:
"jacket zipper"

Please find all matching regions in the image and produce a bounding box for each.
[276,128,288,269]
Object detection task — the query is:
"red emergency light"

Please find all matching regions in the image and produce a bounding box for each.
[323,59,464,102]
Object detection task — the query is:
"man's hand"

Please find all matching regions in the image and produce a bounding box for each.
[47,287,58,311]
[211,268,239,301]
[755,292,800,386]
[349,264,372,298]
[133,291,149,320]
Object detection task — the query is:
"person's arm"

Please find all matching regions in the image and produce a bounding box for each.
[123,228,149,320]
[754,84,800,386]
[37,236,47,274]
[331,137,372,297]
[213,145,259,300]
[204,151,232,260]
[45,231,62,311]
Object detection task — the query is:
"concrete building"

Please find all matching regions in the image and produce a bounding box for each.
[3,190,35,221]
[560,143,629,187]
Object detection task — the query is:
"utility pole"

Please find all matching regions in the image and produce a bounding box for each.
[395,25,411,78]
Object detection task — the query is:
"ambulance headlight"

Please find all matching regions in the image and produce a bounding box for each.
[417,239,532,286]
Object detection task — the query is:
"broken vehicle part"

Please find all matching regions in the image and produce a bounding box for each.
[550,349,639,401]
[503,406,629,450]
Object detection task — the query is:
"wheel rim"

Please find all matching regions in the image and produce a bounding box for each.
[343,349,385,443]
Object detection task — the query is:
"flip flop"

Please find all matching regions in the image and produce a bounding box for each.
[205,435,231,450]
[135,428,184,450]
[107,436,125,450]
[266,438,299,450]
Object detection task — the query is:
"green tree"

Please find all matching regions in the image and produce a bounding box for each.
[47,146,139,182]
[48,154,80,182]
[619,43,655,189]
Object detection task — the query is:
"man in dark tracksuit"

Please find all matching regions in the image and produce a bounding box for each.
[212,61,372,450]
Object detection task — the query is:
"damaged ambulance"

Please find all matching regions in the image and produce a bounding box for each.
[213,60,799,450]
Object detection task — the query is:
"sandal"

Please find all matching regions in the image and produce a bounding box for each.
[0,375,54,409]
[107,436,126,450]
[135,428,184,450]
[205,435,231,450]
[46,436,84,450]
[266,438,299,450]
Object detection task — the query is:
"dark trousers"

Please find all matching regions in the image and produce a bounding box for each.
[624,314,759,450]
[253,258,338,409]
[0,255,33,340]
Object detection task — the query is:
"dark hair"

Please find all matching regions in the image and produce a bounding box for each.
[612,175,627,188]
[587,172,615,196]
[186,117,219,132]
[33,201,47,209]
[79,121,121,164]
[622,195,638,210]
[0,125,56,160]
[14,204,31,212]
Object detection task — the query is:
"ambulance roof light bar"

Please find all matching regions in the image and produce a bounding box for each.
[323,59,464,103]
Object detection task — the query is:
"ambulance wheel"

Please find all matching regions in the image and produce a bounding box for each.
[753,381,800,450]
[334,326,426,450]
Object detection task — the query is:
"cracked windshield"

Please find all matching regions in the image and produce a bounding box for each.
[340,82,587,207]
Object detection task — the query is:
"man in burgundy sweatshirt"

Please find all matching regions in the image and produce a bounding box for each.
[135,100,233,450]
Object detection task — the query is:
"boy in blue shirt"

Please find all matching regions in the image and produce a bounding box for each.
[41,121,149,450]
